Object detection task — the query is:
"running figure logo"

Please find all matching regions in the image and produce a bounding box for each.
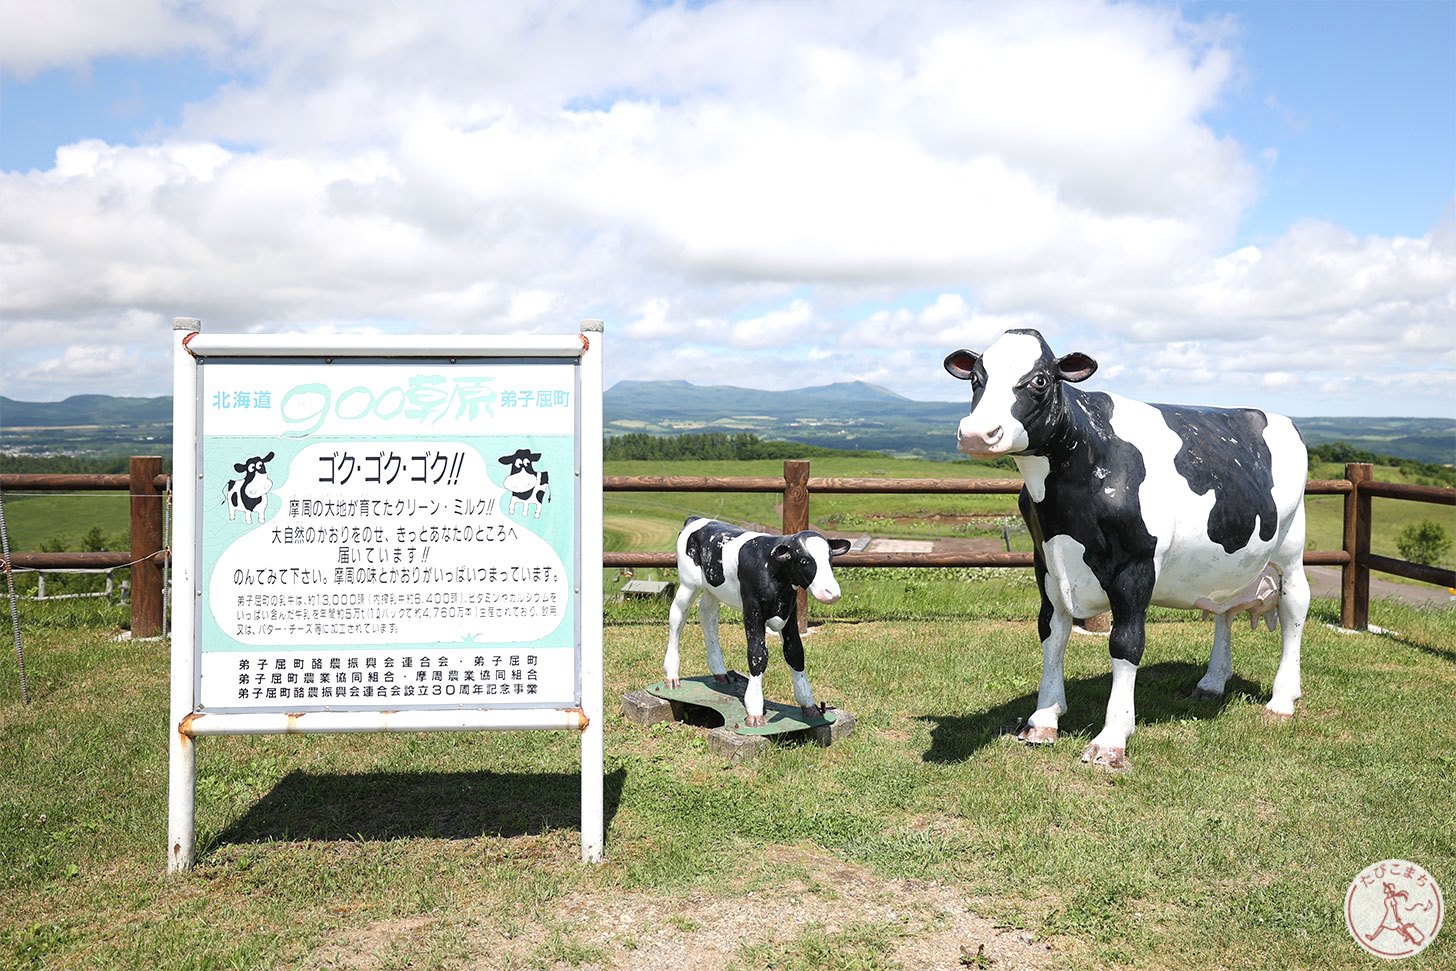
[1346,860,1444,960]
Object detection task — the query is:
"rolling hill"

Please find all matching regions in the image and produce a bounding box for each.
[2,386,1452,465]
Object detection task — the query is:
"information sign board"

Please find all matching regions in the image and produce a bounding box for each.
[167,322,604,871]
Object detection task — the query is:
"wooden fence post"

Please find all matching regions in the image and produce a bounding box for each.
[129,456,165,638]
[783,460,811,632]
[1341,462,1372,631]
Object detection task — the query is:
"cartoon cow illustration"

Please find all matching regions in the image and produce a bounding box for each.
[225,451,275,525]
[499,448,551,518]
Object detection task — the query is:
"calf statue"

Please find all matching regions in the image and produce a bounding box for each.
[664,517,851,726]
[944,329,1309,769]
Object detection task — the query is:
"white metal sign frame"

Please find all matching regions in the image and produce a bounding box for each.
[167,318,605,870]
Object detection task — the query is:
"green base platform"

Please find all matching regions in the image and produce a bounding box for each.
[644,672,837,735]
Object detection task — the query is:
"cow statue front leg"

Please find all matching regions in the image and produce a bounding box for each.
[1020,593,1072,745]
[1082,582,1150,771]
[662,583,701,689]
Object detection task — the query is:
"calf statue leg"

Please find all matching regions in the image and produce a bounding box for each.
[663,584,700,688]
[699,596,731,684]
[779,606,820,719]
[742,608,770,727]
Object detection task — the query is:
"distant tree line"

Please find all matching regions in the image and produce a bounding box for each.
[2,439,1449,486]
[604,432,883,462]
[1307,443,1454,488]
[0,453,170,475]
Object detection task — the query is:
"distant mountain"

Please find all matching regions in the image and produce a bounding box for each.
[605,380,1455,463]
[2,394,171,427]
[604,379,967,457]
[2,386,1452,465]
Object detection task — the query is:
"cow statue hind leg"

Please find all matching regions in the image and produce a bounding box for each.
[1193,613,1234,700]
[1265,508,1310,718]
[663,582,702,689]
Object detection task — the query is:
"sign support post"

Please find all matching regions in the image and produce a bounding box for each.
[167,318,605,872]
[578,320,604,863]
[169,317,201,873]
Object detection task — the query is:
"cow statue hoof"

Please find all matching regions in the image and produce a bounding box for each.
[1189,686,1224,701]
[1261,703,1295,723]
[664,678,680,689]
[1017,723,1059,745]
[745,714,766,728]
[1080,743,1131,771]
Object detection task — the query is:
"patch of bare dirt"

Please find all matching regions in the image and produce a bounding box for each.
[308,845,1072,971]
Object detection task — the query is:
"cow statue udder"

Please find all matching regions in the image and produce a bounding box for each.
[945,329,1309,769]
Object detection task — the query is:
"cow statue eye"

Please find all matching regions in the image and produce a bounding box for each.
[1030,373,1050,391]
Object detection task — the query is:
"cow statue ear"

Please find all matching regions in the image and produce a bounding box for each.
[827,538,852,557]
[498,454,515,464]
[771,543,794,563]
[528,451,542,462]
[234,463,247,473]
[261,451,275,462]
[1056,352,1097,383]
[943,349,980,380]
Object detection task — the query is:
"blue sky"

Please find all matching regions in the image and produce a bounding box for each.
[1198,0,1455,241]
[2,0,1453,418]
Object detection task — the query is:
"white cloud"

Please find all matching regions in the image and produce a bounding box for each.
[0,0,1451,416]
[0,0,226,79]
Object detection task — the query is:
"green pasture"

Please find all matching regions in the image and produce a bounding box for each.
[2,592,1453,970]
[0,493,132,552]
[6,456,1451,571]
[602,457,1456,589]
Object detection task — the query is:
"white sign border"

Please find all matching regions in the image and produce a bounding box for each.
[167,319,605,870]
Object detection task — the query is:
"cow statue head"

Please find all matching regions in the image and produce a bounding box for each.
[943,329,1097,458]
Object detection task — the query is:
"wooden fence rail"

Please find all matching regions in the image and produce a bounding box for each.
[2,459,1452,636]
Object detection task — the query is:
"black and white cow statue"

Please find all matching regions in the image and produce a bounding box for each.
[499,449,551,518]
[225,452,275,525]
[665,517,852,726]
[944,329,1309,769]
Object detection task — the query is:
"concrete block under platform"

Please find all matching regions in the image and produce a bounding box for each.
[624,673,855,760]
[621,689,676,727]
[707,726,771,762]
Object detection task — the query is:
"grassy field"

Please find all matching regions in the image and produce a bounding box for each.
[0,493,133,552]
[2,453,1452,968]
[6,455,1451,566]
[2,590,1454,969]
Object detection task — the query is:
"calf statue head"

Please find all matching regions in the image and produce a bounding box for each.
[772,532,852,603]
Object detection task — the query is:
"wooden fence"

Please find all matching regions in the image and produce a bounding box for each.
[1,459,1452,636]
